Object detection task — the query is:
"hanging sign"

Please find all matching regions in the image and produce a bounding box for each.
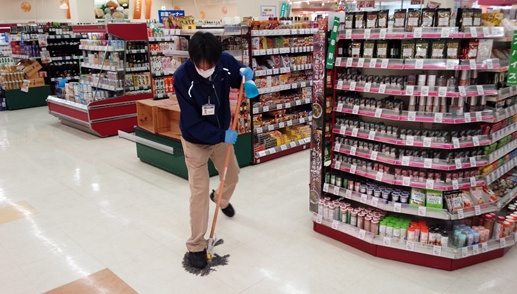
[326,17,340,69]
[507,31,517,86]
[158,10,185,23]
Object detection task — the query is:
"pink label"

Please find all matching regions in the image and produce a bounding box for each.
[388,65,404,69]
[385,90,401,95]
[405,65,416,69]
[423,65,446,69]
[447,93,459,97]
[387,34,405,39]
[421,33,441,38]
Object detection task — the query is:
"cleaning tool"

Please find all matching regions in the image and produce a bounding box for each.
[240,68,259,98]
[182,76,245,276]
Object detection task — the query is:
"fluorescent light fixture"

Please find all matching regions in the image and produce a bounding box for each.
[60,3,68,9]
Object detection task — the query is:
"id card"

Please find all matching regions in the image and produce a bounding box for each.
[202,104,215,116]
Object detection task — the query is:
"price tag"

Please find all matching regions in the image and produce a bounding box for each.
[358,58,365,68]
[380,28,387,39]
[332,220,339,230]
[365,82,372,92]
[406,135,415,146]
[369,58,377,68]
[345,29,352,39]
[287,120,293,127]
[452,138,460,149]
[470,27,478,38]
[280,145,287,151]
[350,164,357,175]
[486,59,493,69]
[421,86,429,96]
[269,148,276,154]
[335,57,342,66]
[406,241,415,251]
[483,27,491,37]
[290,142,297,148]
[345,189,352,199]
[350,146,357,156]
[402,156,411,166]
[323,183,329,192]
[299,117,306,123]
[421,158,432,169]
[292,83,298,89]
[383,236,391,247]
[470,177,477,187]
[455,158,462,169]
[340,125,347,135]
[316,214,323,224]
[364,29,371,39]
[473,244,480,255]
[394,202,402,213]
[452,180,459,190]
[301,82,307,88]
[477,85,484,96]
[500,238,506,248]
[279,122,285,128]
[423,137,432,148]
[474,205,481,216]
[333,186,341,196]
[414,27,423,38]
[258,151,266,157]
[368,131,376,140]
[482,242,488,253]
[462,247,469,258]
[263,105,270,112]
[403,176,411,186]
[458,208,465,219]
[351,128,359,137]
[381,59,389,69]
[358,229,366,240]
[379,84,387,94]
[426,179,434,189]
[376,172,384,181]
[370,151,378,161]
[374,108,382,118]
[415,59,424,69]
[434,113,444,123]
[418,206,427,217]
[360,194,367,203]
[464,112,472,123]
[337,80,344,89]
[475,112,482,121]
[438,87,448,98]
[469,60,477,70]
[433,245,442,256]
[446,59,456,70]
[335,160,341,170]
[336,102,343,112]
[441,27,450,38]
[406,85,415,96]
[268,125,275,131]
[346,58,353,67]
[458,86,467,97]
[469,157,477,167]
[372,197,379,207]
[352,104,360,114]
[334,143,341,152]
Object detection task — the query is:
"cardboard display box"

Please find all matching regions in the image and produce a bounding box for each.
[17,60,42,78]
[28,78,45,88]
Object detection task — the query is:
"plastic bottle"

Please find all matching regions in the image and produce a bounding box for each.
[420,227,429,245]
[458,233,467,247]
[495,216,505,240]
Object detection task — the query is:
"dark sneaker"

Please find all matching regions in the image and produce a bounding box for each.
[188,249,207,269]
[210,190,235,217]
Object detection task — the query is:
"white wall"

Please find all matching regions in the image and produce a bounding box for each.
[171,0,238,20]
[0,0,70,23]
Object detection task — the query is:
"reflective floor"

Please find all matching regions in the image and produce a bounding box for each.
[1,107,517,294]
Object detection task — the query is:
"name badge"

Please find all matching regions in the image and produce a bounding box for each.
[202,104,215,116]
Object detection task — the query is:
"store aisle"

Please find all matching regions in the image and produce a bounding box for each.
[1,107,517,294]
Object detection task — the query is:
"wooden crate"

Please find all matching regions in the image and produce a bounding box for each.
[136,98,180,134]
[156,104,182,140]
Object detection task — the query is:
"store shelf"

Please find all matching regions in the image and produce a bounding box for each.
[485,158,517,185]
[50,56,82,61]
[486,86,517,102]
[255,116,312,134]
[251,28,319,36]
[335,57,501,71]
[335,83,498,98]
[337,26,504,40]
[79,45,125,52]
[8,54,40,60]
[92,84,123,91]
[252,46,314,56]
[255,138,310,164]
[81,63,124,72]
[126,85,151,91]
[449,203,498,220]
[152,70,176,77]
[162,50,190,58]
[490,123,517,143]
[334,104,493,124]
[126,49,148,54]
[312,213,376,244]
[333,144,488,171]
[254,67,295,77]
[488,141,517,165]
[48,34,87,39]
[126,66,150,72]
[253,98,311,114]
[493,105,517,123]
[332,127,491,149]
[50,76,80,82]
[257,80,313,95]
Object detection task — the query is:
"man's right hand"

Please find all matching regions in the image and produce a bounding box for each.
[224,130,238,144]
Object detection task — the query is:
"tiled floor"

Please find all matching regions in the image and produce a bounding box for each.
[1,107,517,294]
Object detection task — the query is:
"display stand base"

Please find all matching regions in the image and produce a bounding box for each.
[4,86,51,110]
[313,221,512,271]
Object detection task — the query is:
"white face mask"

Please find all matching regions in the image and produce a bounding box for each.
[196,66,215,78]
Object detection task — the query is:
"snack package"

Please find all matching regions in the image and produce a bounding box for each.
[393,9,407,29]
[406,9,421,32]
[376,40,388,58]
[460,189,474,207]
[410,188,426,206]
[436,8,451,27]
[350,40,362,58]
[470,187,485,205]
[426,190,443,209]
[431,40,445,59]
[363,40,375,58]
[415,40,430,59]
[402,40,416,59]
[446,40,460,59]
[477,39,493,62]
[344,13,354,29]
[354,12,366,29]
[378,10,389,28]
[421,8,436,27]
[445,191,464,212]
[366,11,378,29]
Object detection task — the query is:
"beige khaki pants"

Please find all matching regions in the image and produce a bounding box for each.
[181,137,240,252]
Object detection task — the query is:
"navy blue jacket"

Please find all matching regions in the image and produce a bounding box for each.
[173,52,244,145]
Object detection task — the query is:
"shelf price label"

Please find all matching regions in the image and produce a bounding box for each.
[369,58,377,68]
[446,60,456,70]
[438,87,448,98]
[371,197,379,207]
[469,60,477,70]
[473,244,480,255]
[381,59,389,69]
[394,202,402,213]
[414,27,423,38]
[345,29,352,39]
[383,236,391,247]
[406,241,415,251]
[323,183,330,192]
[368,131,376,140]
[406,135,415,146]
[470,157,477,167]
[458,86,467,97]
[345,189,352,199]
[364,29,371,39]
[337,102,344,112]
[470,176,477,187]
[379,84,387,94]
[351,128,359,137]
[441,27,450,38]
[350,164,357,174]
[332,220,339,230]
[462,247,469,258]
[334,143,341,152]
[403,176,411,186]
[452,180,459,190]
[350,146,357,156]
[401,156,411,166]
[483,27,491,37]
[423,137,432,148]
[415,59,424,69]
[379,28,387,39]
[335,57,342,66]
[455,158,462,169]
[452,138,461,149]
[370,151,378,161]
[346,58,353,67]
[424,158,433,169]
[333,186,341,196]
[279,122,285,128]
[290,142,297,148]
[358,229,366,240]
[418,206,427,217]
[280,145,287,151]
[470,27,478,38]
[364,82,372,92]
[421,86,429,96]
[316,214,323,224]
[434,112,443,123]
[472,136,480,147]
[464,112,472,123]
[475,205,481,216]
[376,172,384,181]
[374,108,382,118]
[500,238,506,248]
[334,160,341,170]
[433,245,442,256]
[482,242,488,253]
[352,104,360,114]
[458,208,465,219]
[486,59,494,69]
[340,125,347,135]
[360,194,367,204]
[358,58,365,68]
[477,85,484,96]
[406,86,415,96]
[426,179,434,189]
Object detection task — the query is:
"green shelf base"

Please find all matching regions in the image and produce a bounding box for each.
[3,86,51,110]
[135,127,252,180]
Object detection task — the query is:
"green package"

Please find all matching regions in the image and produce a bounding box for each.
[426,189,443,209]
[410,188,426,206]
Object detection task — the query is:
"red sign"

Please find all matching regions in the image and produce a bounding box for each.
[411,0,424,4]
[357,1,375,8]
[478,0,517,5]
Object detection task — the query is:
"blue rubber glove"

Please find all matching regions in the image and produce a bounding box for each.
[224,129,238,144]
[239,67,254,81]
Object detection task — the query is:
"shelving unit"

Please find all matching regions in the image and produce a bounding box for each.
[310,17,516,270]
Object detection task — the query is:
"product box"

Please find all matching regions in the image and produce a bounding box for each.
[410,188,426,206]
[28,78,45,88]
[426,190,443,209]
[17,60,42,78]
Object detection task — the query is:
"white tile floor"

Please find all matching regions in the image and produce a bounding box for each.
[1,107,517,294]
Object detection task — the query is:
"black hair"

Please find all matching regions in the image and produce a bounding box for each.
[188,31,222,68]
